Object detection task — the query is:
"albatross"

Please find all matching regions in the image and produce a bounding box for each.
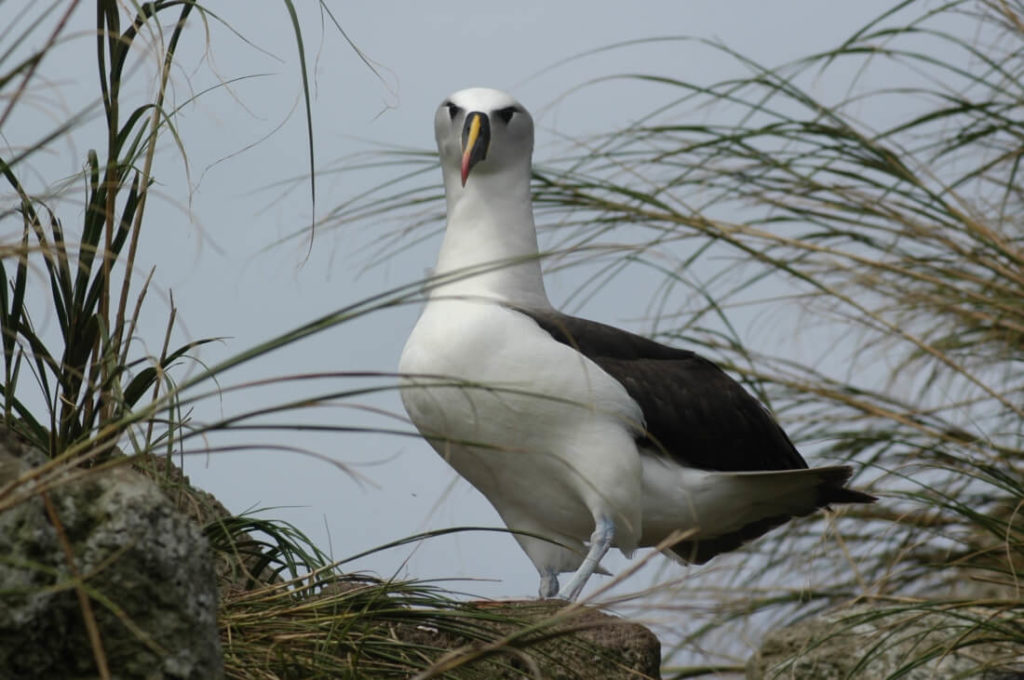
[399,87,875,601]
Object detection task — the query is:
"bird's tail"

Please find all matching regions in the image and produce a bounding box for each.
[669,465,874,564]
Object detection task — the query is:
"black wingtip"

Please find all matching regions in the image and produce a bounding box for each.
[817,465,876,505]
[824,487,878,504]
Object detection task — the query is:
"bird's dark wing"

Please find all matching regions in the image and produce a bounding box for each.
[517,307,808,472]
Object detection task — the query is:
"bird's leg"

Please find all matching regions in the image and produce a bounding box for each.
[538,570,559,599]
[558,516,614,601]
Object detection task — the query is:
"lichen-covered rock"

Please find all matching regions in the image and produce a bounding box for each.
[747,604,1024,680]
[0,429,223,679]
[141,459,282,597]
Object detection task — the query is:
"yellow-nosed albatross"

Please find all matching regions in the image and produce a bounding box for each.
[399,87,875,601]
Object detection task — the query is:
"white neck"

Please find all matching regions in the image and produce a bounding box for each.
[431,165,551,309]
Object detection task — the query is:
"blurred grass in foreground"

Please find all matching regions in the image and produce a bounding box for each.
[3,0,1023,678]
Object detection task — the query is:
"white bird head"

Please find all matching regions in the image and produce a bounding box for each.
[429,88,548,308]
[435,88,534,188]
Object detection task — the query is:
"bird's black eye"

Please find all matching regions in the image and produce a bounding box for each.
[446,102,460,121]
[495,106,516,124]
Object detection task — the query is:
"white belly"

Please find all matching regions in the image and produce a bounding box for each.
[399,299,644,549]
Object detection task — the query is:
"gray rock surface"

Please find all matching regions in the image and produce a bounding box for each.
[0,429,223,679]
[747,604,1024,680]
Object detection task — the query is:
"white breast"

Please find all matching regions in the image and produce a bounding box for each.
[399,298,645,550]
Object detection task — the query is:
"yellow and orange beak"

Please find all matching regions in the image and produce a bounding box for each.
[460,111,491,186]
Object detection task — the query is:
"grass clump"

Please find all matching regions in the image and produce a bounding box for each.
[5,0,1023,677]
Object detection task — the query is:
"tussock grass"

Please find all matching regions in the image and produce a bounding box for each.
[4,0,1023,677]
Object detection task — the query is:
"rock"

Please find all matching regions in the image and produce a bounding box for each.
[134,456,281,597]
[0,428,223,679]
[395,599,662,679]
[747,604,1024,680]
